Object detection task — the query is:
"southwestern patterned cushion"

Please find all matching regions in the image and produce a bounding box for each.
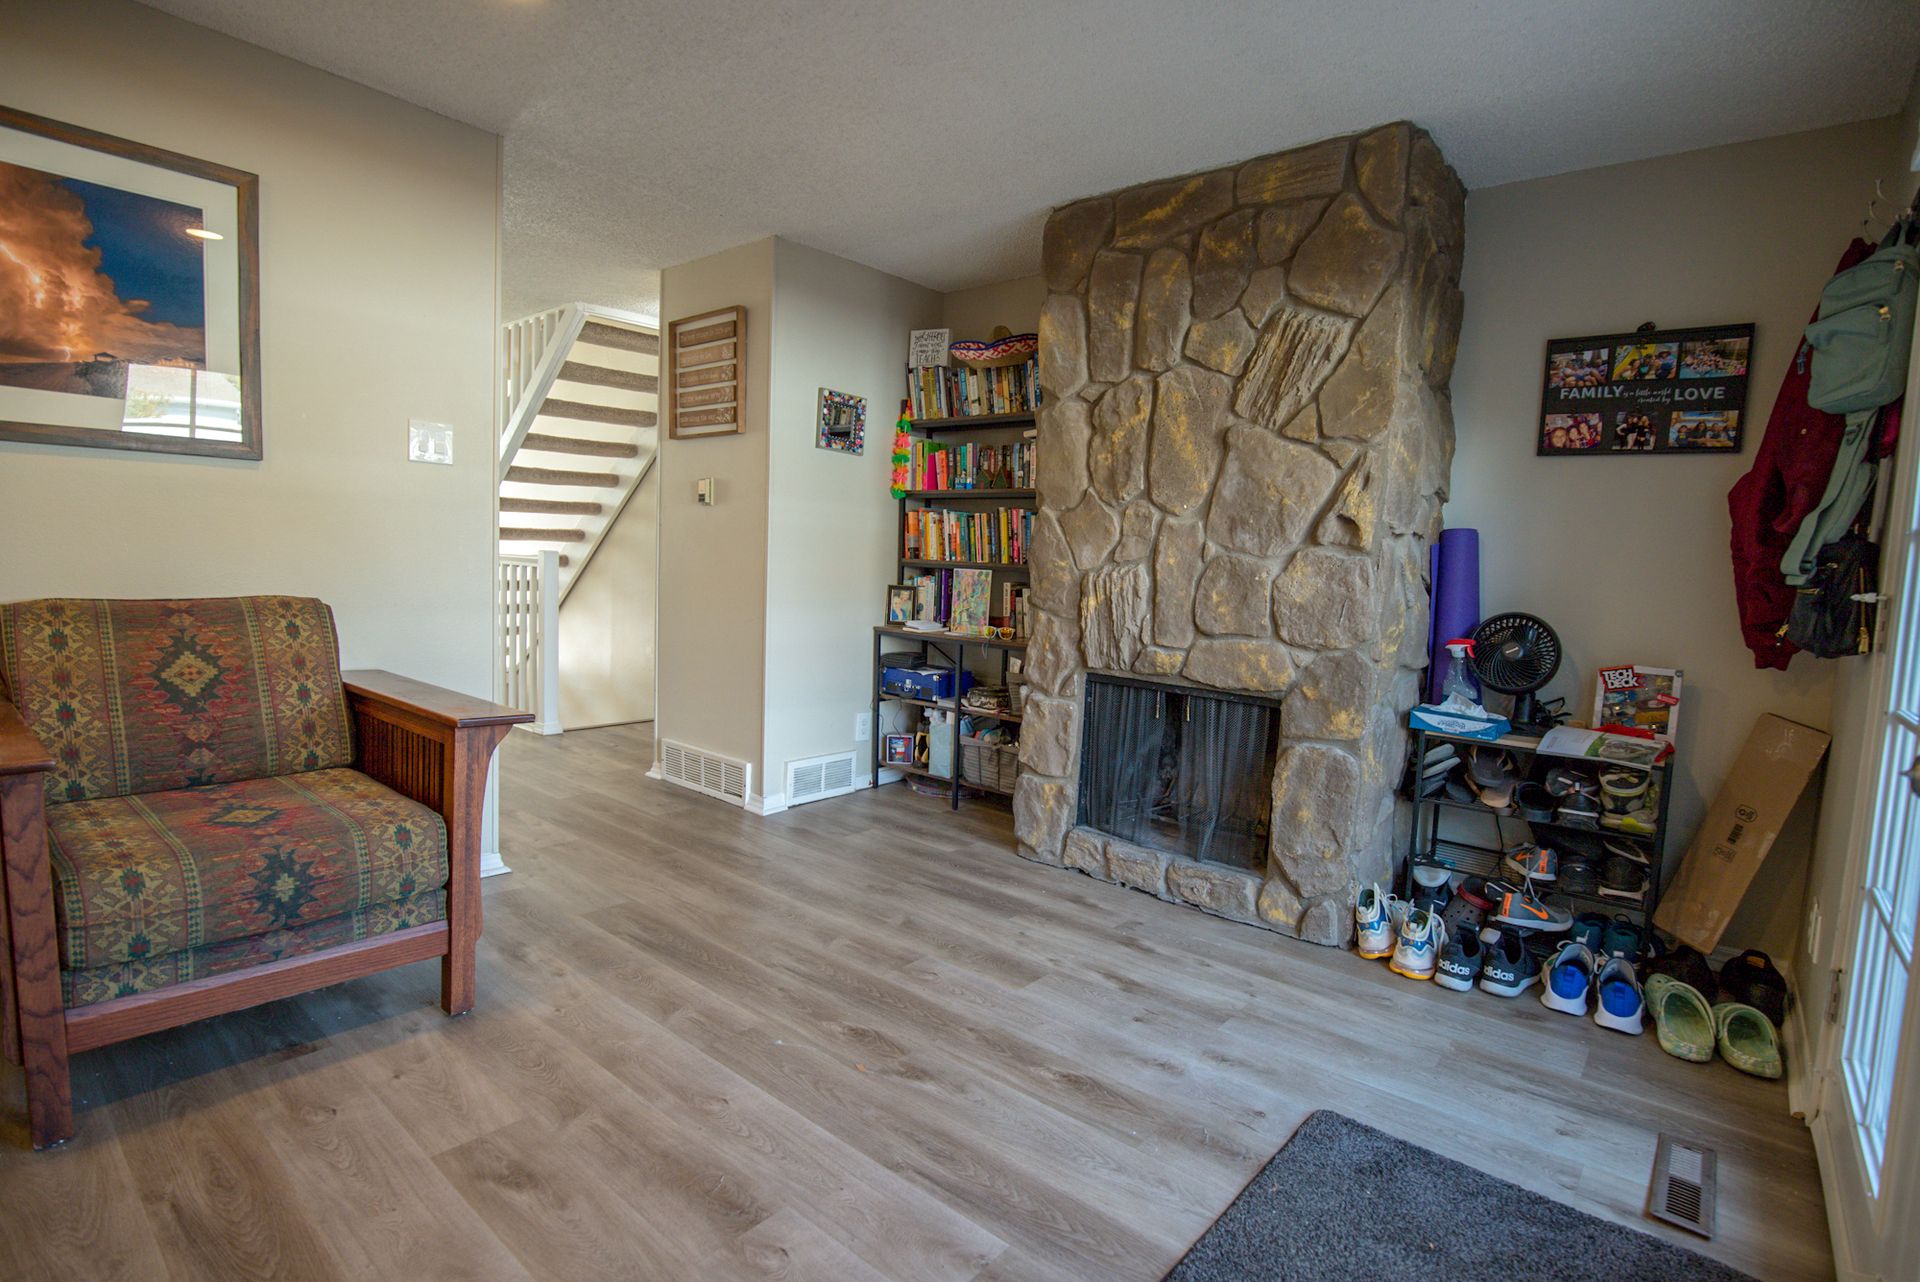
[0,596,353,804]
[47,768,448,971]
[61,890,448,1008]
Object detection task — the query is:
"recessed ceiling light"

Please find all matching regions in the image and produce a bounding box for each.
[184,227,223,241]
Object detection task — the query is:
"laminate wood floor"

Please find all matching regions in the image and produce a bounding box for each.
[0,724,1832,1281]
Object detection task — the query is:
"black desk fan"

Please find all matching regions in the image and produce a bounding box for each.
[1470,612,1563,733]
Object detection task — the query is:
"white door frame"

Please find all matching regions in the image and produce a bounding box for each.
[1807,266,1920,1282]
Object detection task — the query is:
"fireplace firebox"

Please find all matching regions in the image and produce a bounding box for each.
[1077,676,1280,874]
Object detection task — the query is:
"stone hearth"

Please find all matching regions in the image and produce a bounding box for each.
[1013,123,1465,947]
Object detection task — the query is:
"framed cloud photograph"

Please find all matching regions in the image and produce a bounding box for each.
[0,106,261,459]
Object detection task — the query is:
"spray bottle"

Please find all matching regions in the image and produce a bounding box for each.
[1438,638,1482,713]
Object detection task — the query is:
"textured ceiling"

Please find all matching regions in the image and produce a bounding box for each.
[139,0,1920,319]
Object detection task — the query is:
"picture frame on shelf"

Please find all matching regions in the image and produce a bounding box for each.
[885,583,916,624]
[816,387,865,454]
[883,733,914,766]
[0,105,262,460]
[1593,665,1683,741]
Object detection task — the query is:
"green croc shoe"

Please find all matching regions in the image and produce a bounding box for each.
[1645,975,1714,1063]
[1713,1001,1783,1079]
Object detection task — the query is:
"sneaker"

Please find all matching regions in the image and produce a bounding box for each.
[1558,856,1600,895]
[1411,863,1453,914]
[1434,927,1485,992]
[1541,940,1597,1016]
[1604,837,1649,867]
[1594,956,1646,1034]
[1556,795,1601,828]
[1571,912,1608,954]
[1517,781,1557,823]
[1598,855,1648,903]
[1503,842,1557,883]
[1479,928,1543,997]
[1601,915,1644,960]
[1388,906,1445,981]
[1492,880,1572,932]
[1355,883,1397,960]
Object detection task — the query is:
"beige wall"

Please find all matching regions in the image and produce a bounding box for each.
[763,241,941,797]
[558,467,659,729]
[654,239,776,782]
[0,0,500,695]
[941,275,1045,341]
[1448,117,1901,956]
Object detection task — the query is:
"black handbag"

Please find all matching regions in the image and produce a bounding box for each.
[1783,528,1880,657]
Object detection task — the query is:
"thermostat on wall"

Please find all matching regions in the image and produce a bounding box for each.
[409,420,454,465]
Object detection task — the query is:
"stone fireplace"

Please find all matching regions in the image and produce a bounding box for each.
[1012,123,1465,947]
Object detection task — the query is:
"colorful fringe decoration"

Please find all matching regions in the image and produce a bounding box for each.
[889,403,913,498]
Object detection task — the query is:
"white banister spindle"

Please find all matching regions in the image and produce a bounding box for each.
[497,553,563,735]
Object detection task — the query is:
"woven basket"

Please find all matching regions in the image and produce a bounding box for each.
[960,735,1020,793]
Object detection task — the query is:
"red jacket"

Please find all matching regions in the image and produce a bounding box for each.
[1728,239,1902,670]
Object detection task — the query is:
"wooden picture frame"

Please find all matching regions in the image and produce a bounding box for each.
[0,105,262,460]
[886,583,916,624]
[667,305,745,439]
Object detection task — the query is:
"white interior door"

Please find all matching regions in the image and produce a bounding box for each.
[1821,320,1920,1282]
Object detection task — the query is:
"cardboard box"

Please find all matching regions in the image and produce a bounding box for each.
[1655,713,1830,954]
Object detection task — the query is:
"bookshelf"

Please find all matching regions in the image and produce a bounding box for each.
[878,394,1038,809]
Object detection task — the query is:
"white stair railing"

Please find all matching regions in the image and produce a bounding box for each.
[498,549,562,734]
[501,303,587,465]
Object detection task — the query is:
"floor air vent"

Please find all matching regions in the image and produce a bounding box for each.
[786,751,857,807]
[657,739,751,807]
[1647,1133,1717,1238]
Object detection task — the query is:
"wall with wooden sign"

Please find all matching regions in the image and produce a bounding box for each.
[656,240,775,784]
[668,306,746,437]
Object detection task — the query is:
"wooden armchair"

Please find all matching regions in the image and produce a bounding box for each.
[0,598,528,1148]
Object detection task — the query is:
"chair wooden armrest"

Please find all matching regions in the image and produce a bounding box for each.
[341,671,531,1018]
[0,697,54,776]
[0,697,68,1145]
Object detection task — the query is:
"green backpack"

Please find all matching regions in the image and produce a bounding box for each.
[1805,216,1917,414]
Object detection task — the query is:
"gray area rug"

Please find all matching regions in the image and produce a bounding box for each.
[1164,1111,1759,1282]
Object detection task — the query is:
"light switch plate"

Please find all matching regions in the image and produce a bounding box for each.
[409,419,454,465]
[854,711,871,741]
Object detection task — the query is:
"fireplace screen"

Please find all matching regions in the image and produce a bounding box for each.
[1077,676,1279,873]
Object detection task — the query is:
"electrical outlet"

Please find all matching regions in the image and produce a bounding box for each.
[854,711,871,741]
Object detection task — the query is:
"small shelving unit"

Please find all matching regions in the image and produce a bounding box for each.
[871,626,1026,810]
[1402,726,1674,926]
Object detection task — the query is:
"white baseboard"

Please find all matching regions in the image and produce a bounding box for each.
[747,791,787,816]
[876,768,902,785]
[514,721,563,737]
[645,763,663,781]
[480,850,511,878]
[1785,998,1818,1120]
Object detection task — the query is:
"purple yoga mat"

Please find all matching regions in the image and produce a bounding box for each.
[1426,528,1480,702]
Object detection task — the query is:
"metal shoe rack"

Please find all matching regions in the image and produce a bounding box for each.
[1399,727,1674,926]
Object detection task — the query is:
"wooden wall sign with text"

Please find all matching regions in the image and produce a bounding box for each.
[667,306,746,438]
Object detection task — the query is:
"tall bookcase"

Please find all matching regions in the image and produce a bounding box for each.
[876,409,1035,808]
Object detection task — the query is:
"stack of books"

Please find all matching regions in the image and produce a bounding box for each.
[905,439,1035,491]
[906,357,1040,420]
[904,507,1032,564]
